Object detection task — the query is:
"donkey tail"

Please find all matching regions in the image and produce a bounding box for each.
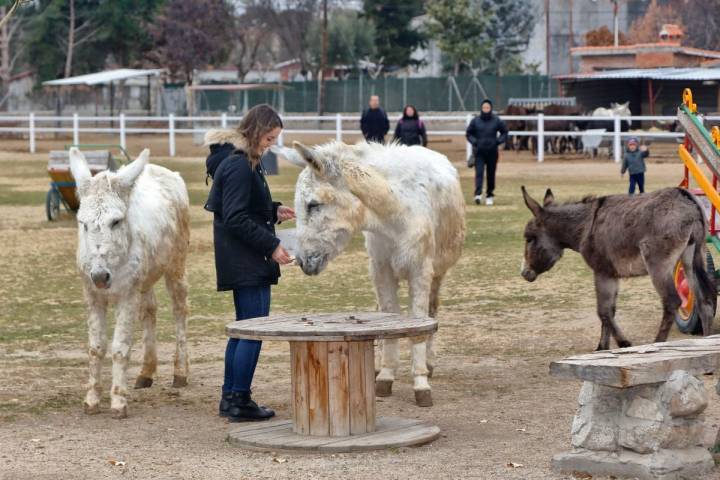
[688,231,717,336]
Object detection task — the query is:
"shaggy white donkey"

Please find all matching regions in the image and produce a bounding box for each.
[275,140,465,406]
[70,148,190,418]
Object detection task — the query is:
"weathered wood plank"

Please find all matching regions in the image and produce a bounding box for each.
[307,342,329,436]
[363,340,376,432]
[550,335,720,387]
[291,341,309,434]
[328,341,350,437]
[226,312,438,342]
[349,341,368,434]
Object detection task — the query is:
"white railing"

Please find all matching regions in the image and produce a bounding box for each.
[0,113,714,162]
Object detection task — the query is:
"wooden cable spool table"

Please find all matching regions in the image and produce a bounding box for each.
[225,312,441,453]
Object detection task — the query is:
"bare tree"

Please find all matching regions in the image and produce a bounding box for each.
[0,2,28,109]
[60,0,101,78]
[234,4,273,82]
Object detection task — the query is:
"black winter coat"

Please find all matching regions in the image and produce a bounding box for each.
[393,118,427,146]
[465,113,508,153]
[360,107,390,142]
[205,137,281,290]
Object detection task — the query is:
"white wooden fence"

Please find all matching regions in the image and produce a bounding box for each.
[0,113,712,162]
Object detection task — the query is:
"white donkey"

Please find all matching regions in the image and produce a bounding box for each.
[70,148,190,418]
[276,141,465,407]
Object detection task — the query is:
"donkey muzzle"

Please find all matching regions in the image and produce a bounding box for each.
[90,269,112,289]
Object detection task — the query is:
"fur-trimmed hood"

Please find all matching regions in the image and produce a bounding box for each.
[203,128,248,150]
[204,129,249,180]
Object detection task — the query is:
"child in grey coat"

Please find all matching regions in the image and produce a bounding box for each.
[621,137,649,194]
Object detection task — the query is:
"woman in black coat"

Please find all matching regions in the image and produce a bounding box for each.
[204,104,295,422]
[393,105,428,147]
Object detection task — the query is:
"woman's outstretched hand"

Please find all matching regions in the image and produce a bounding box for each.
[272,245,293,265]
[277,206,296,222]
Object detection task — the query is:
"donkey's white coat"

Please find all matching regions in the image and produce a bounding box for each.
[276,140,466,406]
[70,148,190,418]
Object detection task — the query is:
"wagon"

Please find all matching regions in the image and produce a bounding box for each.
[674,88,720,334]
[46,144,129,221]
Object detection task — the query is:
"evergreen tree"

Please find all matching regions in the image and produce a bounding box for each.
[362,0,424,70]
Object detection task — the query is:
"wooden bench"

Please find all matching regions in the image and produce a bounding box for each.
[550,336,720,480]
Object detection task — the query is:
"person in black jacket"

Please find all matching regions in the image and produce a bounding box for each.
[204,104,295,422]
[465,99,508,206]
[360,95,390,143]
[393,105,428,147]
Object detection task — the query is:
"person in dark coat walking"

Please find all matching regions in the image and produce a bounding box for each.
[204,104,295,422]
[393,105,428,147]
[360,95,390,143]
[465,99,508,206]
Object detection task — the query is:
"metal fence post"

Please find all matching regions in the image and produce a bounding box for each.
[119,113,126,150]
[537,113,545,163]
[168,114,176,157]
[336,113,342,142]
[29,113,35,153]
[221,112,227,128]
[73,113,79,145]
[465,114,472,160]
[613,115,621,163]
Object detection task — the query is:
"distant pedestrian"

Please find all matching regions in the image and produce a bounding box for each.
[621,137,649,194]
[393,105,428,147]
[360,95,390,143]
[465,99,508,206]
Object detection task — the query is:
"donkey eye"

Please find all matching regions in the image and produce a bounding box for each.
[111,219,122,229]
[307,201,321,213]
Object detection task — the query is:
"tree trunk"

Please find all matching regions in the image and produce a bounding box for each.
[0,6,8,111]
[317,0,328,115]
[64,0,75,78]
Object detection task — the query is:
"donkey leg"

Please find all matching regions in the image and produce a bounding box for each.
[165,273,189,388]
[645,261,682,343]
[134,290,157,389]
[371,261,401,396]
[110,291,141,419]
[594,275,630,350]
[680,242,716,336]
[409,261,433,406]
[84,289,107,414]
[426,276,443,378]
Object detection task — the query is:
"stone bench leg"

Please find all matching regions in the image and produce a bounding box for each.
[553,370,714,480]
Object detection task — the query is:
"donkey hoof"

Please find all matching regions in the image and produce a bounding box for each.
[414,389,433,407]
[376,379,393,397]
[134,376,154,389]
[172,375,188,388]
[110,406,128,419]
[427,365,434,379]
[83,402,100,415]
[618,340,632,348]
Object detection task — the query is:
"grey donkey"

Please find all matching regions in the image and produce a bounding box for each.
[520,186,716,350]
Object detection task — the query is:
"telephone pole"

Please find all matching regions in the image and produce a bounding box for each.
[317,0,328,115]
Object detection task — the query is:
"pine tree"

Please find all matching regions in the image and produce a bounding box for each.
[362,0,424,70]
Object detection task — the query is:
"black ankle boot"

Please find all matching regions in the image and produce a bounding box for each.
[219,391,234,417]
[227,391,275,422]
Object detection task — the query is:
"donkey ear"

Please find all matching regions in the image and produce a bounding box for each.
[521,186,542,218]
[116,148,149,190]
[69,147,92,197]
[543,188,555,207]
[293,141,324,175]
[270,145,306,168]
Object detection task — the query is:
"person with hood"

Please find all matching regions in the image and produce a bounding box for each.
[621,137,649,194]
[204,104,295,422]
[393,105,428,147]
[465,99,508,206]
[360,95,390,143]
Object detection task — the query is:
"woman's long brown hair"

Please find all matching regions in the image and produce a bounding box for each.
[236,104,283,166]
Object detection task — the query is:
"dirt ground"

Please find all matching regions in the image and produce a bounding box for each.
[1,136,720,480]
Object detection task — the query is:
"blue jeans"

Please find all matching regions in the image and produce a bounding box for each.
[629,173,645,194]
[222,286,271,393]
